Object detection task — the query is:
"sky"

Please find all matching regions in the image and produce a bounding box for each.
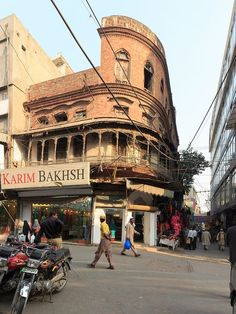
[0,0,234,212]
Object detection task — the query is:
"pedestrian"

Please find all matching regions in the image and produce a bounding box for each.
[31,218,41,243]
[216,228,226,251]
[34,211,64,248]
[201,228,211,250]
[187,226,194,250]
[121,217,141,257]
[32,219,40,236]
[198,226,202,242]
[22,220,32,242]
[226,225,236,297]
[88,214,114,270]
[183,226,189,249]
[192,226,198,250]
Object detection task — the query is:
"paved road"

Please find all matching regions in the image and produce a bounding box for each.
[0,243,232,314]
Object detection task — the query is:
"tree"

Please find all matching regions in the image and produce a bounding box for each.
[178,148,209,194]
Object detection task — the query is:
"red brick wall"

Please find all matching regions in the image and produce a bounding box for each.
[27,68,100,101]
[26,16,178,148]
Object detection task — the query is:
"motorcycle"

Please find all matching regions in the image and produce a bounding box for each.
[0,243,27,293]
[11,246,72,314]
[0,240,53,293]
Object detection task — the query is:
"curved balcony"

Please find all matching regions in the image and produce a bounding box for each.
[25,129,175,182]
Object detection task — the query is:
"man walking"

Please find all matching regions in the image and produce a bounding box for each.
[88,214,114,270]
[121,217,141,257]
[201,228,211,250]
[34,211,64,248]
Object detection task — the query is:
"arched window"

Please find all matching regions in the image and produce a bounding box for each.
[114,50,130,83]
[144,62,153,91]
[160,79,164,93]
[38,116,49,125]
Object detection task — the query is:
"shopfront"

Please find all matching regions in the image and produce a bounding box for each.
[0,165,176,247]
[0,200,17,241]
[92,195,125,244]
[31,197,92,243]
[0,162,92,243]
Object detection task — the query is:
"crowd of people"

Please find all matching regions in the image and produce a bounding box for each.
[155,202,228,252]
[181,224,227,251]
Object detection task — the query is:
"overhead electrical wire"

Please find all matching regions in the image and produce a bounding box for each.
[49,0,217,173]
[0,24,35,84]
[187,51,236,151]
[82,0,171,142]
[80,3,236,193]
[181,48,236,185]
[49,0,179,164]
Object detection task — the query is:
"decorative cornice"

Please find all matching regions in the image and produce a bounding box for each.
[99,26,165,65]
[24,83,174,142]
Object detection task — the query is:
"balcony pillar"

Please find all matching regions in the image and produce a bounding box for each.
[98,131,102,160]
[54,138,58,162]
[116,131,119,157]
[41,140,45,164]
[27,141,32,165]
[82,134,86,161]
[67,135,72,161]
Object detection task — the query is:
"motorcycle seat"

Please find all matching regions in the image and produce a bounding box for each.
[28,248,50,260]
[0,246,19,258]
[34,244,51,250]
[48,248,71,263]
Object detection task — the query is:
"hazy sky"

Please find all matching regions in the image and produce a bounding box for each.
[1,0,234,211]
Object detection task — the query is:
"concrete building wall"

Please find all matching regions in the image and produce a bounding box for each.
[0,14,73,167]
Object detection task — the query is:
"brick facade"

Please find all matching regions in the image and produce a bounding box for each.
[17,15,179,187]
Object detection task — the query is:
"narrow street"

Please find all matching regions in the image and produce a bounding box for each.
[0,243,231,314]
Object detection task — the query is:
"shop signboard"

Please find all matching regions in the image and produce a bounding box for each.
[0,162,90,190]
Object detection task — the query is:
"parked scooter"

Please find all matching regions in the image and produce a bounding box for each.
[11,246,71,314]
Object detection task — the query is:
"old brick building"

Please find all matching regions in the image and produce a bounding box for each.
[1,16,180,245]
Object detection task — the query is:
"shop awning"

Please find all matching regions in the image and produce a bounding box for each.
[127,180,174,198]
[17,186,93,198]
[127,204,156,212]
[95,195,124,208]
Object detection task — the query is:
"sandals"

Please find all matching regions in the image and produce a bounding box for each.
[88,263,95,268]
[107,265,114,270]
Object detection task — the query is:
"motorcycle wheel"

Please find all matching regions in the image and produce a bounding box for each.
[11,296,27,314]
[54,263,69,293]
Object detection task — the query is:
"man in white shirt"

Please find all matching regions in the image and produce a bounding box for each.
[121,217,141,257]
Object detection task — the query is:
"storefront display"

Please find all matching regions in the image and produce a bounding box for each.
[0,201,17,241]
[157,202,185,247]
[105,208,123,241]
[95,195,125,242]
[32,197,92,243]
